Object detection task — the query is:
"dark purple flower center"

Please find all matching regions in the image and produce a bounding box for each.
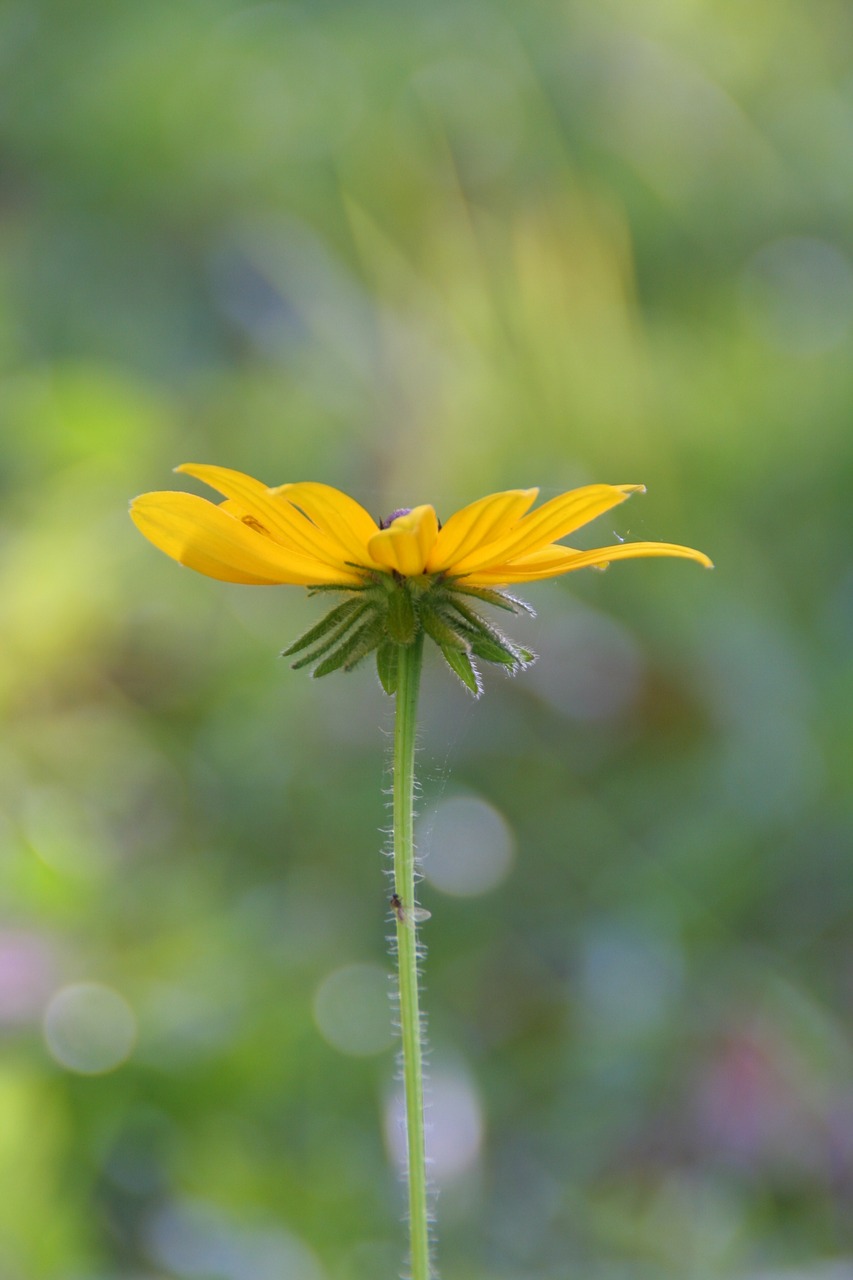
[378,506,442,532]
[379,507,412,529]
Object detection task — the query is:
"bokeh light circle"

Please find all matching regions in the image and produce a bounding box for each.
[419,795,515,897]
[143,1199,327,1280]
[43,982,137,1075]
[312,963,394,1057]
[385,1066,483,1182]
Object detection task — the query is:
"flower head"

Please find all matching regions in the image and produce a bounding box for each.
[131,464,711,694]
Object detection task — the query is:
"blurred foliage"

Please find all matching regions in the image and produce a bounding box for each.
[1,1,852,1278]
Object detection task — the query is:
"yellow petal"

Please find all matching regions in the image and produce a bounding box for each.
[176,464,348,568]
[367,505,439,576]
[426,489,538,573]
[451,484,644,574]
[463,540,714,585]
[130,491,364,586]
[273,481,380,567]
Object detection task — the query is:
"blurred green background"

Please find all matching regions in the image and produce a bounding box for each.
[2,1,852,1277]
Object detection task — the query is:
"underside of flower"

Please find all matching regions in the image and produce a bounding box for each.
[282,572,535,696]
[130,463,712,695]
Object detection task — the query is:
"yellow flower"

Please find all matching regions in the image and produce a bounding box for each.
[131,463,711,693]
[131,463,711,587]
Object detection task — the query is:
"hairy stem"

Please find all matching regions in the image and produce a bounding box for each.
[392,632,431,1279]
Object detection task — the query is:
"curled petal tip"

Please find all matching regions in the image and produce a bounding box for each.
[677,547,714,569]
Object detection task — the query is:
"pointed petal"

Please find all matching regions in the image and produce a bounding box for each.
[367,505,439,576]
[426,488,539,572]
[130,491,363,585]
[464,540,713,585]
[176,464,349,568]
[273,481,381,567]
[451,484,645,574]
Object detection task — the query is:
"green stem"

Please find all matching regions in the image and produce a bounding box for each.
[393,632,431,1280]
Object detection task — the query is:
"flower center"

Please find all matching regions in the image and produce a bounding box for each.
[379,507,412,529]
[379,506,443,531]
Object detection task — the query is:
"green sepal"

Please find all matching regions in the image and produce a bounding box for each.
[376,642,399,696]
[468,630,522,667]
[441,599,535,672]
[340,616,387,671]
[310,646,350,678]
[311,616,380,678]
[289,602,370,670]
[306,581,370,595]
[478,636,535,670]
[282,597,365,657]
[448,597,498,632]
[387,586,417,644]
[452,584,535,616]
[440,645,482,696]
[420,605,467,651]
